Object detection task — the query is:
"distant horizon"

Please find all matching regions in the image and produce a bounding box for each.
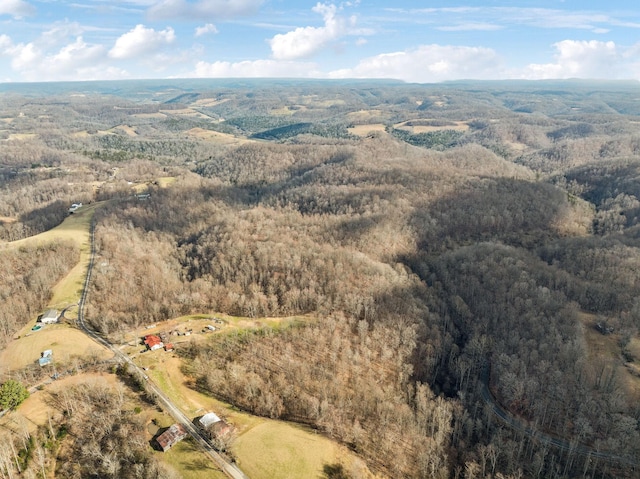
[2,77,640,87]
[2,1,640,84]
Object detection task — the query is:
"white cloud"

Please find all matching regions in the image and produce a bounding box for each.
[521,40,619,79]
[437,23,502,32]
[2,36,123,81]
[0,34,12,51]
[38,38,110,80]
[41,21,86,48]
[195,23,218,36]
[192,59,320,77]
[109,24,175,59]
[269,2,360,60]
[329,44,503,83]
[9,42,41,72]
[148,0,263,20]
[0,0,35,19]
[387,7,629,34]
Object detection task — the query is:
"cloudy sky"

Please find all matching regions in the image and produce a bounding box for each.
[1,0,640,83]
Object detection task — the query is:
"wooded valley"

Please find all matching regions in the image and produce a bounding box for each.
[2,79,640,478]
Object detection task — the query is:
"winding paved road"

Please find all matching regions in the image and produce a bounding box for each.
[77,217,249,479]
[480,367,638,468]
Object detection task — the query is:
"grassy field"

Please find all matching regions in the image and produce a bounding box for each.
[347,123,387,136]
[234,421,373,479]
[0,324,110,371]
[578,312,640,399]
[186,127,250,145]
[6,133,38,141]
[158,436,227,479]
[393,119,470,133]
[10,202,96,312]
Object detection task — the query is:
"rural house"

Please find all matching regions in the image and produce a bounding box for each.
[143,335,164,351]
[197,412,232,441]
[198,412,221,429]
[156,423,188,452]
[40,309,59,324]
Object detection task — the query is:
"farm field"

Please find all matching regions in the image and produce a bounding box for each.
[234,421,372,479]
[0,323,110,371]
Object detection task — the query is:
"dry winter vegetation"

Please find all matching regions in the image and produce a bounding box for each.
[2,79,640,478]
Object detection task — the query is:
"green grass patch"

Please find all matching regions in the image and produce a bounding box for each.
[233,421,342,479]
[161,437,227,479]
[10,202,100,310]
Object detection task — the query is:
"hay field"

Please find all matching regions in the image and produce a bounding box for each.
[234,421,373,479]
[394,119,470,133]
[131,112,167,119]
[9,203,98,310]
[186,127,250,145]
[192,98,230,108]
[578,312,640,400]
[347,124,387,136]
[0,323,111,371]
[6,133,37,141]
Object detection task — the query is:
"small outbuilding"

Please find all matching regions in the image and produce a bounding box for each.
[68,203,82,213]
[39,350,53,367]
[156,423,188,452]
[40,309,59,324]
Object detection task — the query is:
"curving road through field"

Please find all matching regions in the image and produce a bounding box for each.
[77,217,249,479]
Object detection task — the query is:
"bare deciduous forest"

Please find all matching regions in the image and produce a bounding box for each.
[2,79,640,478]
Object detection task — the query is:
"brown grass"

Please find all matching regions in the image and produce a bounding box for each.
[2,373,119,434]
[185,128,250,145]
[394,119,470,133]
[114,125,138,137]
[131,112,167,119]
[192,98,231,108]
[0,323,111,371]
[578,312,640,400]
[347,124,387,136]
[234,421,376,479]
[6,133,37,141]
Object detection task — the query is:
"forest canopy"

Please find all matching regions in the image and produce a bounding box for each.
[2,79,640,479]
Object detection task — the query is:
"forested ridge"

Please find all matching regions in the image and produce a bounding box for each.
[2,79,640,478]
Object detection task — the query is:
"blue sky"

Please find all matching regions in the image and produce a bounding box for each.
[1,0,640,82]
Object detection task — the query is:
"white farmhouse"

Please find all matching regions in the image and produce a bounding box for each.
[40,309,59,324]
